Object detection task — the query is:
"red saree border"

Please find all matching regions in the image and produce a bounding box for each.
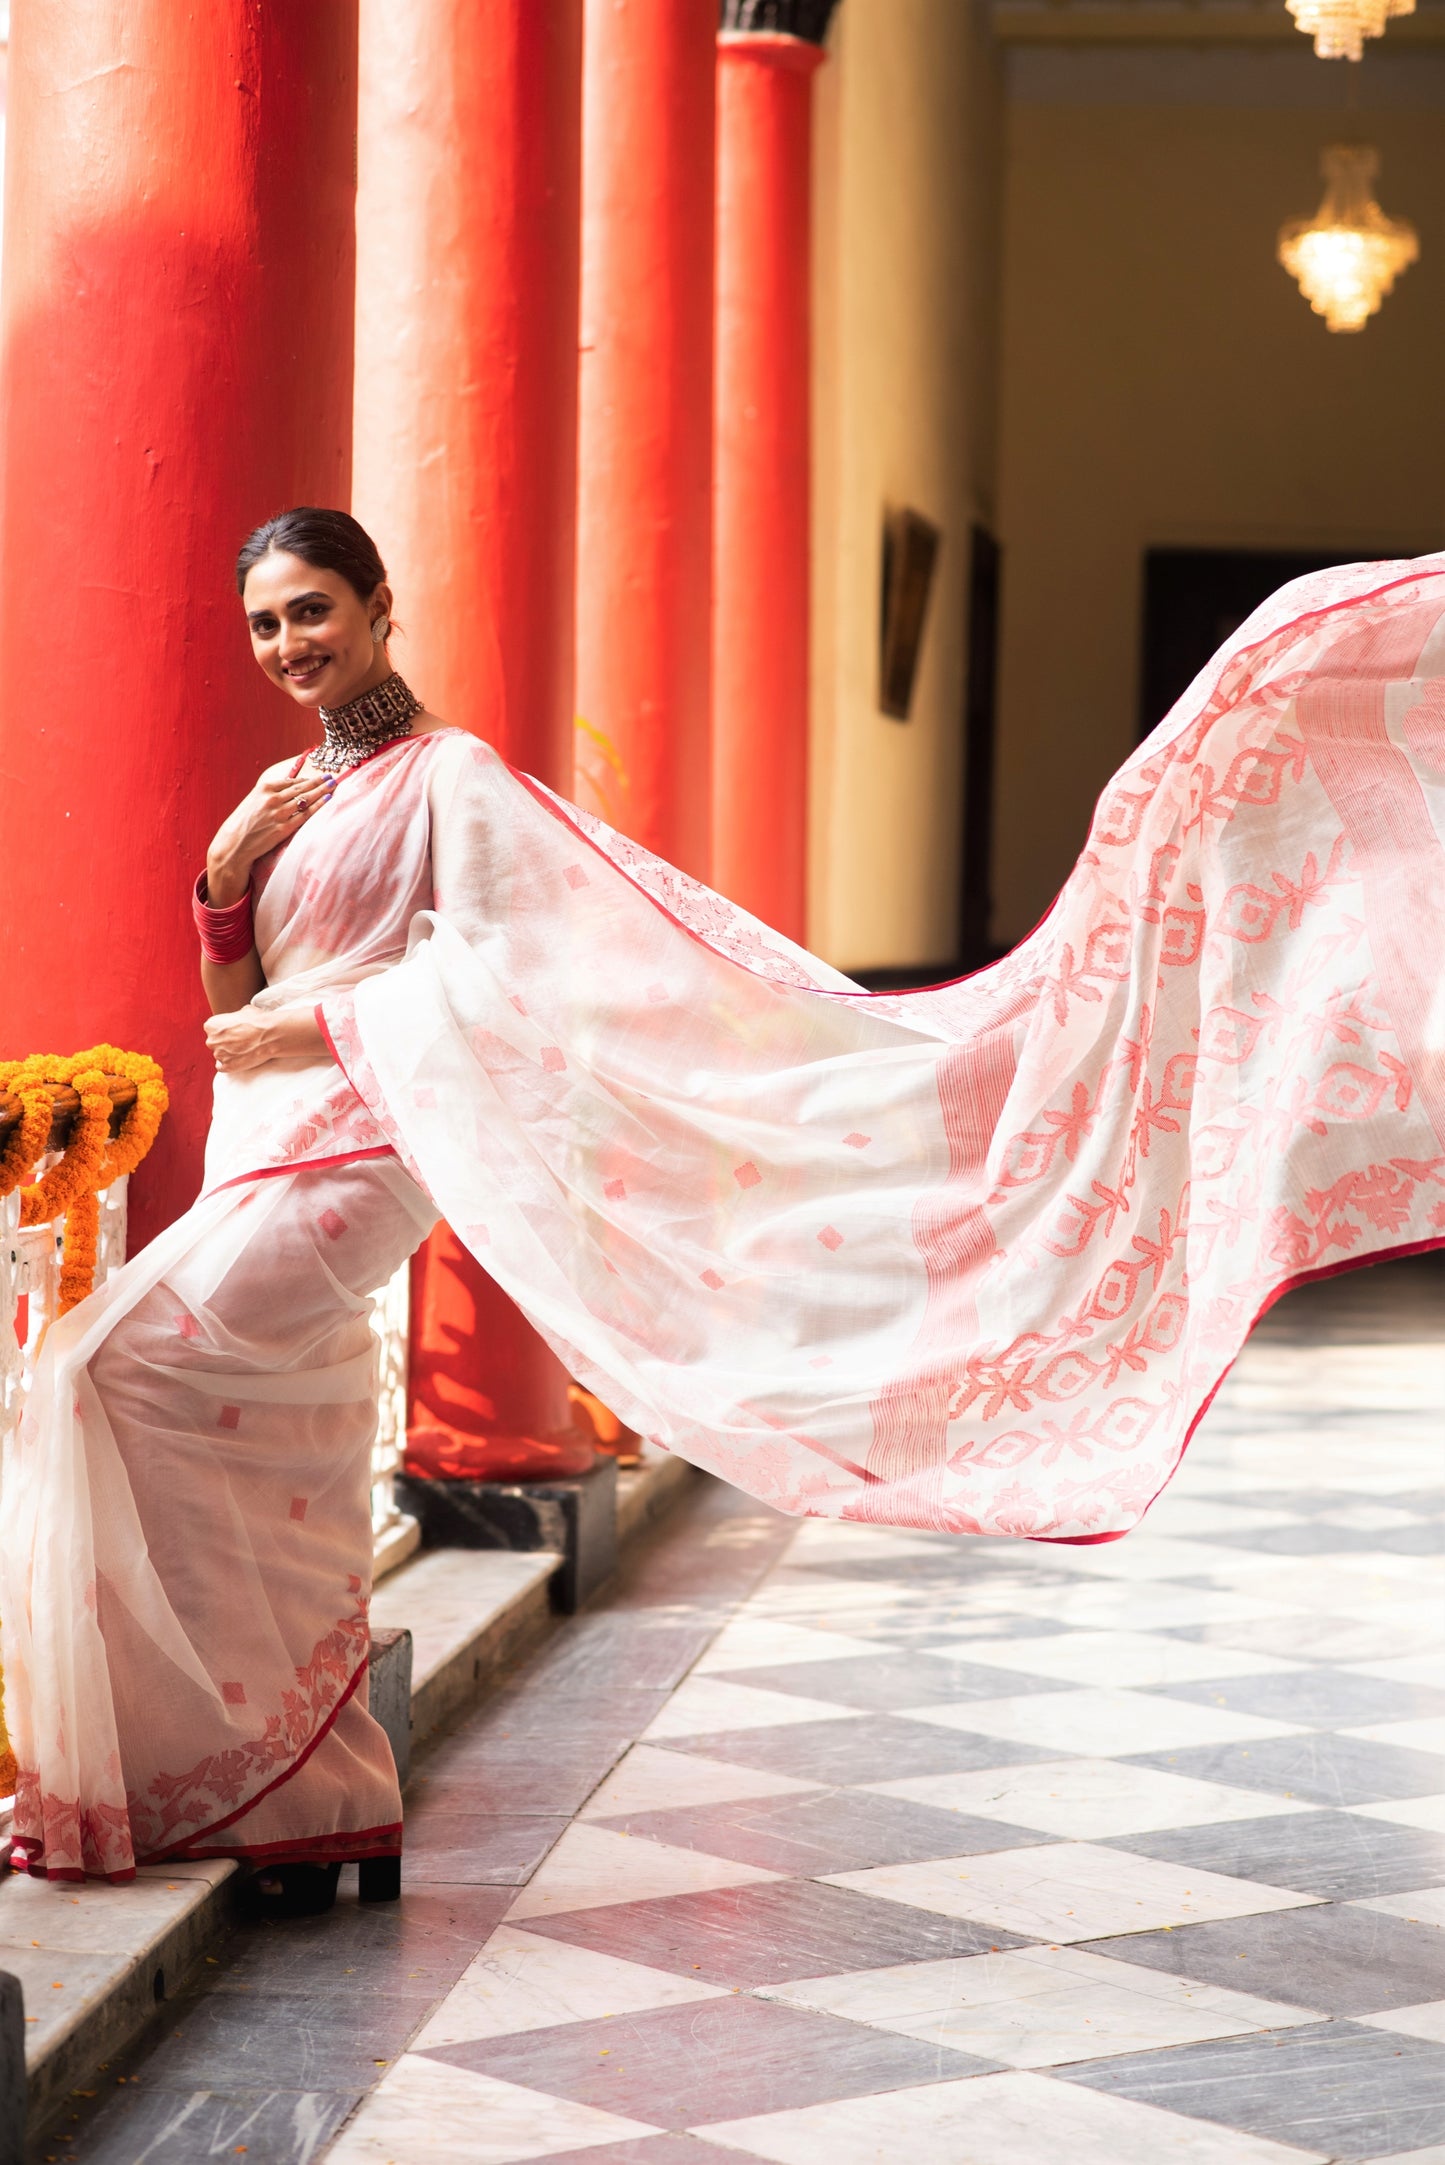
[11,1650,380,1885]
[205,1142,395,1199]
[162,1822,402,1867]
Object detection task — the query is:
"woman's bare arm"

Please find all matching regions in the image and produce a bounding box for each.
[204,1004,328,1070]
[202,951,266,1014]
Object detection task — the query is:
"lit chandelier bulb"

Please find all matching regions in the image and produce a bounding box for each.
[1285,0,1415,62]
[1277,145,1419,334]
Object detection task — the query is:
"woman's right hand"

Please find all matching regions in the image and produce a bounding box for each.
[205,767,333,905]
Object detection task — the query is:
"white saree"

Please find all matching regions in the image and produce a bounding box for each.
[5,552,1445,1880]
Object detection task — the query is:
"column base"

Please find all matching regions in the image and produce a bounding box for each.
[396,1457,619,1613]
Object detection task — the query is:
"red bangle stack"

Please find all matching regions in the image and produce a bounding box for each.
[193,872,256,964]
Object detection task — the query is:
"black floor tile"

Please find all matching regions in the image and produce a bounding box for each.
[519,1875,1032,1986]
[402,1812,571,1885]
[1125,1731,1445,1807]
[657,1713,1057,1785]
[1078,1901,1445,2015]
[134,1986,445,2090]
[425,1988,993,2125]
[1057,2019,1445,2161]
[1102,1809,1445,1899]
[595,1788,1046,1876]
[1143,1668,1445,1729]
[1201,1521,1445,1556]
[502,1617,721,1700]
[415,1731,635,1815]
[711,1651,1062,1710]
[63,2084,358,2165]
[206,1883,514,2001]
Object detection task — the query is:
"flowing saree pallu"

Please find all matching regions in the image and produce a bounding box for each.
[4,552,1444,1879]
[323,553,1445,1533]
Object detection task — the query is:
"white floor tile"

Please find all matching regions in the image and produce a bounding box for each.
[1131,1497,1299,1538]
[1360,2000,1445,2045]
[1352,1655,1445,1690]
[1355,2146,1445,2165]
[408,1926,726,2046]
[760,1941,1315,2066]
[692,2067,1324,2164]
[824,1842,1317,1943]
[1031,1535,1265,1583]
[996,1581,1299,1634]
[578,1743,817,1820]
[641,1675,860,1740]
[867,1758,1316,1840]
[933,1630,1301,1690]
[505,1822,777,1922]
[1351,1888,1445,1929]
[326,2056,660,2163]
[1351,1795,1445,1834]
[905,1686,1300,1758]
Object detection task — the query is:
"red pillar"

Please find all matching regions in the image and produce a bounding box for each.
[354,0,594,1480]
[574,0,716,876]
[711,11,832,942]
[353,0,581,779]
[0,3,358,1248]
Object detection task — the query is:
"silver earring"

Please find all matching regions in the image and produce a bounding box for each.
[372,615,390,643]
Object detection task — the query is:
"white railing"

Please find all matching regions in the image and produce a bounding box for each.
[1,1184,418,1577]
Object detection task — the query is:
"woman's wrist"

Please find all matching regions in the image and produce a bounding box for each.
[204,853,251,909]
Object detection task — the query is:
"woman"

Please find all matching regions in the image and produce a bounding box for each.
[4,508,1443,1901]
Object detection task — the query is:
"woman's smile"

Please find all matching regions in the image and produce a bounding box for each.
[282,653,331,686]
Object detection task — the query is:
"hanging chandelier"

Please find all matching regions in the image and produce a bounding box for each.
[1277,145,1419,333]
[1285,0,1414,62]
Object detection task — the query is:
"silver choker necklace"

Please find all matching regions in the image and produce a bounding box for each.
[314,673,423,773]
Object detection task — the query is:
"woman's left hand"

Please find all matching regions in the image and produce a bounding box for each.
[204,1006,329,1073]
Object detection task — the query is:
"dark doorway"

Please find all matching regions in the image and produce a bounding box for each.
[960,525,1002,969]
[1138,545,1389,742]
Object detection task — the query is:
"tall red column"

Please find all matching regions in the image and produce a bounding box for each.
[0,3,358,1248]
[711,7,834,941]
[574,0,716,876]
[354,0,594,1479]
[354,1,581,776]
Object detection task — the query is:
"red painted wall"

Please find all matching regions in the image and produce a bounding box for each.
[0,2,358,1246]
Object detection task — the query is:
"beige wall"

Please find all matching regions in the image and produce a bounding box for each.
[808,0,1002,973]
[992,50,1445,946]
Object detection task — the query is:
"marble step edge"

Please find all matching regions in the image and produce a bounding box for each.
[2,1444,701,2151]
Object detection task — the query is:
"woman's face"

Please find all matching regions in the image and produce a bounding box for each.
[242,550,391,711]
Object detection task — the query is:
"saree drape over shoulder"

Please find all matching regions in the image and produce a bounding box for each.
[6,553,1445,1879]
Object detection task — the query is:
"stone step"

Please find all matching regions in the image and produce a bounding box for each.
[0,1445,698,2155]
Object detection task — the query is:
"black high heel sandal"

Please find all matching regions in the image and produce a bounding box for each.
[358,1855,402,1903]
[242,1861,342,1919]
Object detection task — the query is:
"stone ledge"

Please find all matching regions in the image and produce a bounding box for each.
[2,1444,701,2153]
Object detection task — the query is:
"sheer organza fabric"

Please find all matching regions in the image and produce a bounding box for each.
[5,552,1444,1879]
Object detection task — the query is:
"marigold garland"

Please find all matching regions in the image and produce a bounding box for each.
[0,1045,169,1316]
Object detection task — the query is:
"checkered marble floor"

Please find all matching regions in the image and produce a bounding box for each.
[330,1260,1445,2165]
